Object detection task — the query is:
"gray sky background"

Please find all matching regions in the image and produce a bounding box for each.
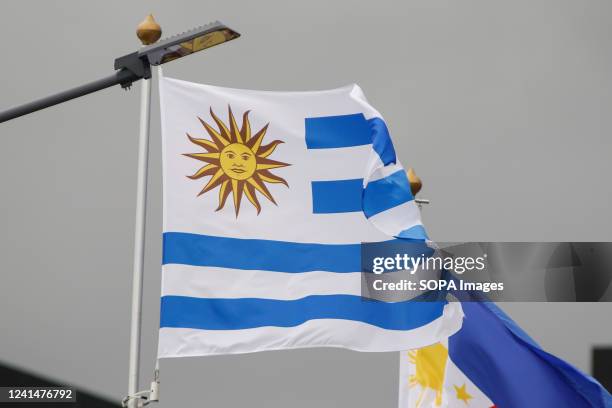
[0,0,611,406]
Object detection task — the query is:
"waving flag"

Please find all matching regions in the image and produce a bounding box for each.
[399,301,612,407]
[157,74,462,357]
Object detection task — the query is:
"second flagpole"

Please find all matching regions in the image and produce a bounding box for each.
[126,15,162,408]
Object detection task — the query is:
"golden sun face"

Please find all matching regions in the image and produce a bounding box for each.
[184,106,290,216]
[220,143,257,180]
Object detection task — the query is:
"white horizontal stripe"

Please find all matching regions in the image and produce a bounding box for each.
[158,302,463,357]
[366,162,406,184]
[306,145,372,181]
[367,200,422,237]
[164,208,392,244]
[162,265,433,300]
[162,265,361,300]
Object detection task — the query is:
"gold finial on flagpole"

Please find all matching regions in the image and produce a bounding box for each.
[407,168,429,208]
[137,14,162,45]
[407,167,422,196]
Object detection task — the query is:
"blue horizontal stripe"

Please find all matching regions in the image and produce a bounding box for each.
[363,170,414,218]
[304,114,396,166]
[160,295,446,331]
[311,178,363,214]
[311,171,414,216]
[369,117,397,165]
[163,232,362,272]
[305,113,371,149]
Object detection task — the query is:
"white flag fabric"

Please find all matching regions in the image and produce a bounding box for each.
[157,73,462,357]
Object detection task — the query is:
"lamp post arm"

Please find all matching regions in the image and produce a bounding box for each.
[0,68,141,124]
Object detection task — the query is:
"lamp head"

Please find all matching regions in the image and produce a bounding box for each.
[139,21,240,65]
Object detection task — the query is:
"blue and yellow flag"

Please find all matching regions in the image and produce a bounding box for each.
[400,301,612,407]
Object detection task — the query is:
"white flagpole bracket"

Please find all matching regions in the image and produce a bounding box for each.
[122,363,160,407]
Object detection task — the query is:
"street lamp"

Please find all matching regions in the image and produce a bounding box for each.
[0,15,240,408]
[0,18,240,123]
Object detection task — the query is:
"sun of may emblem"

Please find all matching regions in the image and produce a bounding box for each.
[184,106,290,216]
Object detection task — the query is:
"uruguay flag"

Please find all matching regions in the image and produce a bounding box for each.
[157,74,462,357]
[399,300,612,407]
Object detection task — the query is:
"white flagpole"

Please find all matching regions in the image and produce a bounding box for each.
[126,15,162,408]
[127,73,152,408]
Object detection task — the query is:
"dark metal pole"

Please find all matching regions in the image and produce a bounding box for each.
[0,69,140,124]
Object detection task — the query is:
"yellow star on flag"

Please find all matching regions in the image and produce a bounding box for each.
[454,383,473,404]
